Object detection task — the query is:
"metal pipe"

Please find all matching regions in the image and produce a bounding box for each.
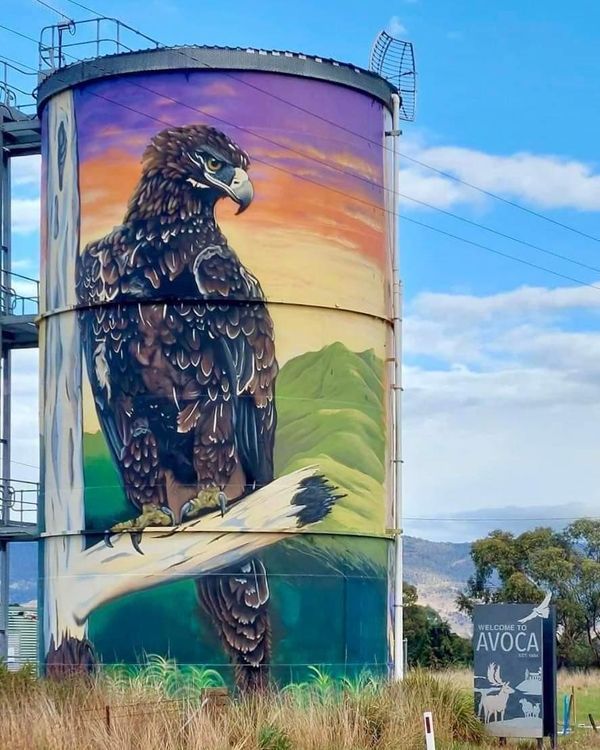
[2,348,11,525]
[2,146,12,523]
[0,123,9,664]
[0,541,7,658]
[390,92,404,681]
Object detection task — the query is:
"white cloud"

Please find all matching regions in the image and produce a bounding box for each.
[412,283,600,321]
[400,141,600,212]
[10,156,41,236]
[399,168,481,210]
[10,279,38,298]
[11,198,40,234]
[9,349,39,490]
[403,281,600,536]
[387,16,407,37]
[11,155,40,188]
[11,257,36,271]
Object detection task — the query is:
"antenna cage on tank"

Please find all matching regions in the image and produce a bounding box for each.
[369,31,416,121]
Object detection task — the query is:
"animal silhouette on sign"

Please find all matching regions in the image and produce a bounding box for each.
[478,663,515,723]
[75,124,336,691]
[519,698,540,719]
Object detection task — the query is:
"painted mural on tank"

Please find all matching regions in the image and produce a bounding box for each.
[39,69,394,689]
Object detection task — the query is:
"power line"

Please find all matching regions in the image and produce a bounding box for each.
[33,0,72,19]
[398,151,600,246]
[51,86,600,292]
[69,85,600,291]
[58,0,600,246]
[10,459,39,470]
[0,54,36,69]
[402,214,600,290]
[2,34,600,292]
[399,193,600,275]
[0,23,39,43]
[8,15,600,279]
[61,0,96,14]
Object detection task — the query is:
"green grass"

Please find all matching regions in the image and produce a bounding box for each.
[557,675,600,728]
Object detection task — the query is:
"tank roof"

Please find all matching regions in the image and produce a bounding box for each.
[36,44,397,112]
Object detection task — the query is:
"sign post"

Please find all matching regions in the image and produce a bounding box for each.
[473,600,556,745]
[542,605,557,749]
[423,711,436,750]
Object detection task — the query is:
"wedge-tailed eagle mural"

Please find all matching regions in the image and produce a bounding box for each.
[40,69,394,689]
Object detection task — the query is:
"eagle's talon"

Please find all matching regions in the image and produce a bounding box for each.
[130,531,144,555]
[218,492,227,518]
[104,531,114,548]
[180,488,229,522]
[107,504,174,552]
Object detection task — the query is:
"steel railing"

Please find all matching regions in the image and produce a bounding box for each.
[0,60,38,112]
[0,478,38,528]
[0,267,39,317]
[39,17,160,71]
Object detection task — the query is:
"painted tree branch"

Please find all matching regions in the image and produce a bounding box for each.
[41,89,91,669]
[71,466,330,624]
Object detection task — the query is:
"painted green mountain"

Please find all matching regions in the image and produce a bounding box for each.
[274,342,386,534]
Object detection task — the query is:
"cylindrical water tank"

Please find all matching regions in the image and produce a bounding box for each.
[37,47,396,687]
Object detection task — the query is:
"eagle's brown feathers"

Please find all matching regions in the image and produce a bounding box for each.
[76,124,276,690]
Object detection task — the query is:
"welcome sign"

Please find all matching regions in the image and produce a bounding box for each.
[473,601,556,740]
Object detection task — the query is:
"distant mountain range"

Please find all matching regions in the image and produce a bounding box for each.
[404,535,473,636]
[404,502,594,543]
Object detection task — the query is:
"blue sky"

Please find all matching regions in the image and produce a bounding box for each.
[4,0,600,541]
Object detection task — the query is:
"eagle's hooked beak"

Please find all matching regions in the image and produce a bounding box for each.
[226,167,254,214]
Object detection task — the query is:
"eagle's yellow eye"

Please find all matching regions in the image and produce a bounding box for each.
[206,157,222,173]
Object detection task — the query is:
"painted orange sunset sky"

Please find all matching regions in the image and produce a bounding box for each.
[75,70,393,365]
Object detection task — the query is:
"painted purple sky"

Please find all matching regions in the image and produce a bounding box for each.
[74,69,386,207]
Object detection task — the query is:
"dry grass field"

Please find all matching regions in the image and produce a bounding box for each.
[1,664,600,749]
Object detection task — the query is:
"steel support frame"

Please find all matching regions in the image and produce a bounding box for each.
[0,111,10,659]
[0,107,41,663]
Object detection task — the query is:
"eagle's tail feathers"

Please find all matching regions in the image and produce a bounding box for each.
[197,558,271,692]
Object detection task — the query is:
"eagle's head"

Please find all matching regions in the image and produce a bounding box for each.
[140,124,254,214]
